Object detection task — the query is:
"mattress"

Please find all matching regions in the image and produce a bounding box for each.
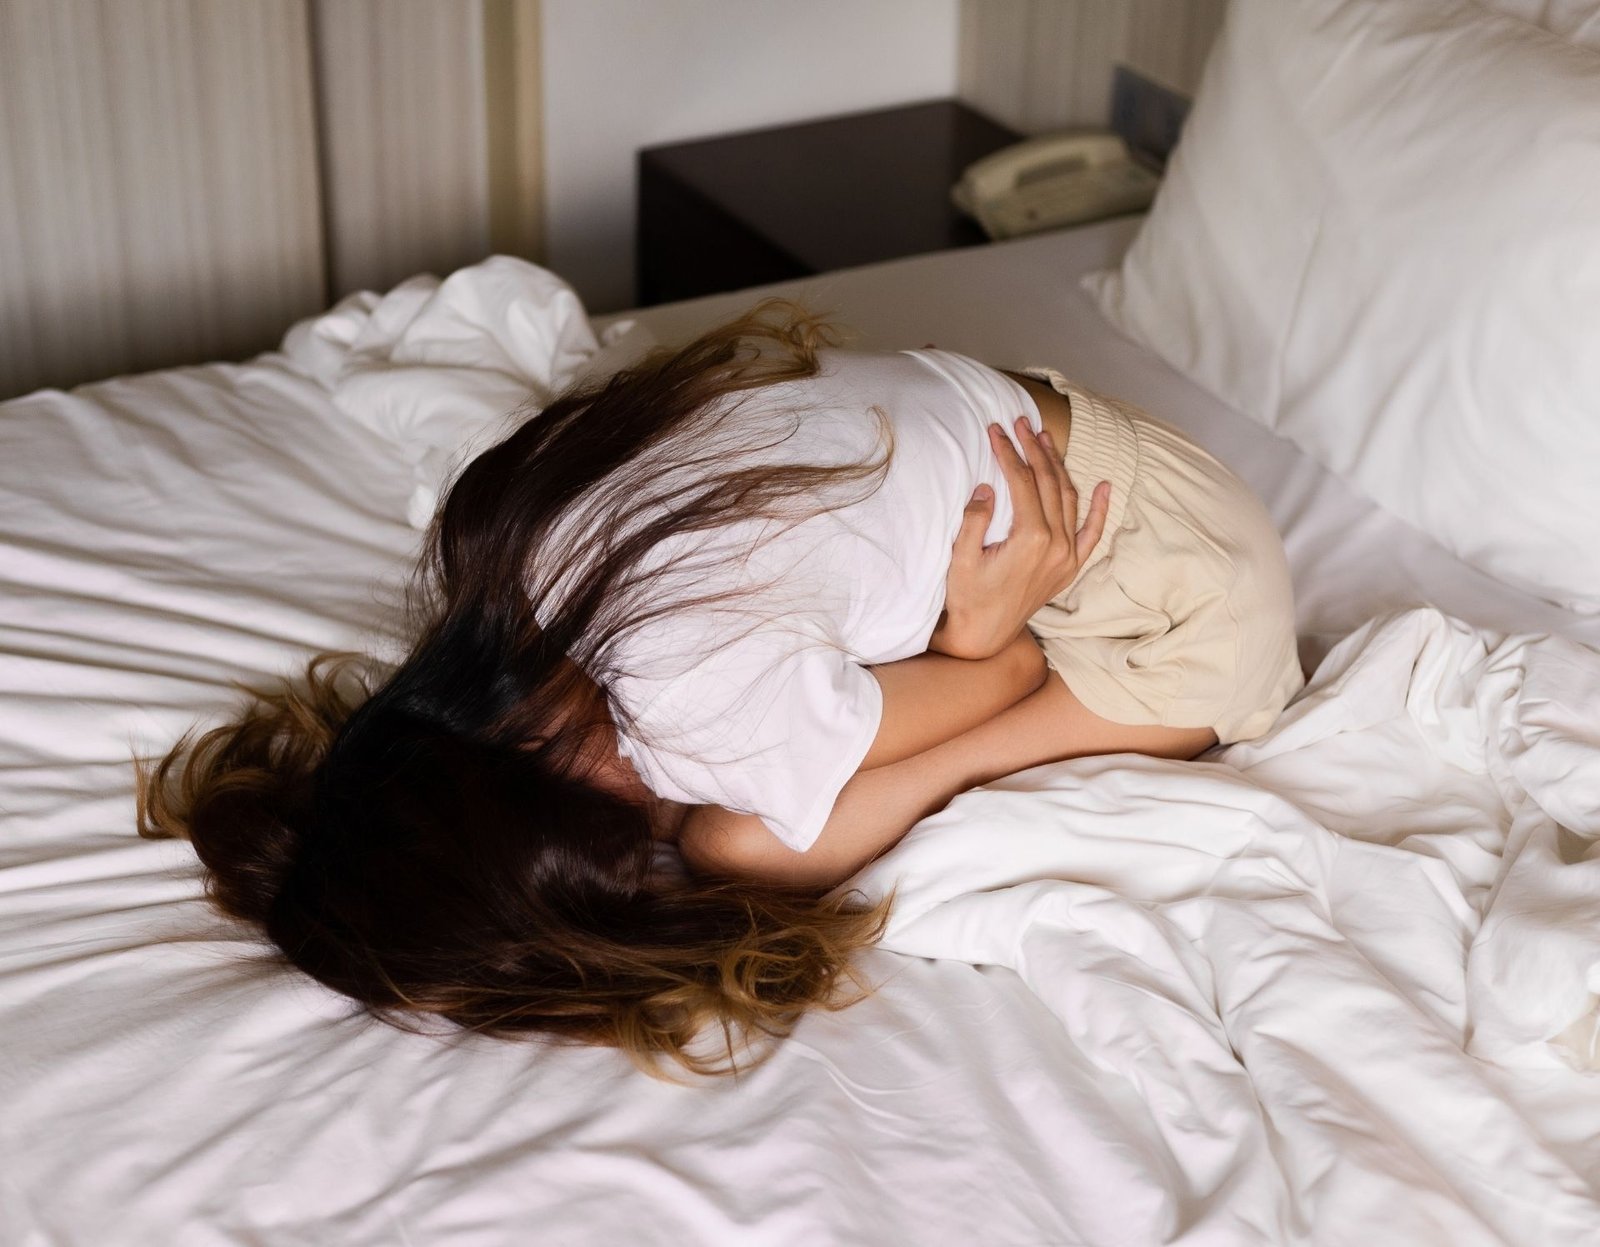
[2,219,1597,1246]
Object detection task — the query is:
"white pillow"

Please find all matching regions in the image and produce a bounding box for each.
[1088,0,1600,611]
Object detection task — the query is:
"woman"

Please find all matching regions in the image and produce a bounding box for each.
[139,302,1301,1074]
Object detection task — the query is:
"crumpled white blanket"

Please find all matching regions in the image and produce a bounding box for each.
[279,255,659,527]
[845,608,1600,1245]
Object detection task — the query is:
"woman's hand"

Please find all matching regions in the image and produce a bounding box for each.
[929,417,1111,661]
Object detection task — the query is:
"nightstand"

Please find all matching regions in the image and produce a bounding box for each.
[636,99,1022,307]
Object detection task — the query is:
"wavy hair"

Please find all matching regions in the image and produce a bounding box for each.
[138,301,897,1076]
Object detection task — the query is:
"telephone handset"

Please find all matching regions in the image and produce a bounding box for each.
[952,132,1161,240]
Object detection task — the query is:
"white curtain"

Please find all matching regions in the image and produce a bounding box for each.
[0,0,535,400]
[0,0,325,398]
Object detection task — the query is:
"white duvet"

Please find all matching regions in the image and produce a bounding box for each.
[856,607,1600,1243]
[3,255,1599,1245]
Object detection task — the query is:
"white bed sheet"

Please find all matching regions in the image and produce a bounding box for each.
[2,219,1597,1246]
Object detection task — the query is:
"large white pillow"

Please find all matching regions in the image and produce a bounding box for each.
[1088,0,1600,611]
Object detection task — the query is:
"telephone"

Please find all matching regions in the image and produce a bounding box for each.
[952,132,1161,240]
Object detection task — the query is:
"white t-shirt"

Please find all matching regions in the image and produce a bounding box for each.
[533,347,1044,852]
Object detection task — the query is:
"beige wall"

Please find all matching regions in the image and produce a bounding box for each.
[539,0,961,314]
[958,0,1226,133]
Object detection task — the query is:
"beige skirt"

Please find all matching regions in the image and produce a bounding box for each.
[1020,368,1304,744]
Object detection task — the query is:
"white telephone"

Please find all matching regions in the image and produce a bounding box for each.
[952,132,1161,240]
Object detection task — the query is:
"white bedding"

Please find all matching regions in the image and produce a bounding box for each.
[862,609,1600,1243]
[3,220,1598,1245]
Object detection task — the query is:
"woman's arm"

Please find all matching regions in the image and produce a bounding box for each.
[678,671,1216,889]
[856,628,1046,770]
[853,414,1109,770]
[677,410,1129,884]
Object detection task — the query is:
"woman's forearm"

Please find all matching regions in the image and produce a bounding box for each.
[679,680,1063,888]
[856,628,1046,770]
[680,659,1063,889]
[758,681,1082,885]
[679,669,1216,889]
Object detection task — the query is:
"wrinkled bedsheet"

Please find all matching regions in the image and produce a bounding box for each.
[853,608,1600,1244]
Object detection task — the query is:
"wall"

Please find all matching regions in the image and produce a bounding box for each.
[958,0,1226,134]
[539,0,961,314]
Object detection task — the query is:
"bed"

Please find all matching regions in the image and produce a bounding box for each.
[5,3,1600,1244]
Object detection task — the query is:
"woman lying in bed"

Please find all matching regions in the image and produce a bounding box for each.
[139,303,1301,1073]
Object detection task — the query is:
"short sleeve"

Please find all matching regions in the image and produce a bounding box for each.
[609,629,884,854]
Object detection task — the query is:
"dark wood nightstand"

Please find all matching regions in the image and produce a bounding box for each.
[636,99,1022,307]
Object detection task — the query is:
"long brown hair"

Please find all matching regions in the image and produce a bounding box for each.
[138,301,896,1076]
